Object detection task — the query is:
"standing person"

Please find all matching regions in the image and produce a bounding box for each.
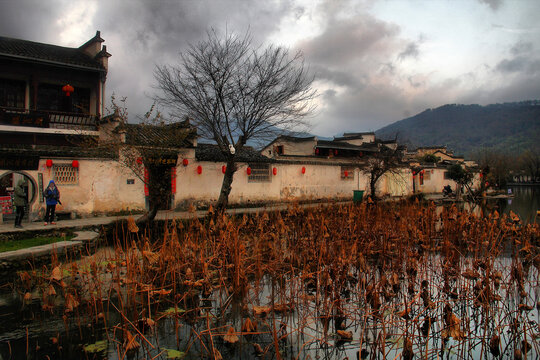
[44,180,60,225]
[13,179,27,228]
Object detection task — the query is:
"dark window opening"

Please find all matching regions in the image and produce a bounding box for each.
[0,78,25,109]
[275,145,284,155]
[248,163,271,182]
[340,166,355,180]
[37,84,90,114]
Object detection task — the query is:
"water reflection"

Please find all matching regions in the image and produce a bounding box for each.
[497,186,540,223]
[448,186,540,224]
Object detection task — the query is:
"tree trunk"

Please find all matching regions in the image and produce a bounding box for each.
[370,176,378,200]
[136,205,158,225]
[137,165,167,224]
[455,183,462,200]
[216,157,237,211]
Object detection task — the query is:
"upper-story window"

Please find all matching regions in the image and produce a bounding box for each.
[36,84,90,114]
[275,145,284,155]
[0,78,25,109]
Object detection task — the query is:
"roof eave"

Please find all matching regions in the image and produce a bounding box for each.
[0,53,106,73]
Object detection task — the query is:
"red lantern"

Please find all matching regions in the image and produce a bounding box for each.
[136,157,143,165]
[71,160,79,168]
[62,84,74,97]
[247,167,252,175]
[344,171,349,178]
[301,166,306,174]
[334,149,338,155]
[272,167,277,176]
[182,158,189,166]
[315,148,319,155]
[46,159,53,167]
[222,165,227,174]
[197,165,202,174]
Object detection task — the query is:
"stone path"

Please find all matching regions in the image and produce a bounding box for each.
[0,202,346,235]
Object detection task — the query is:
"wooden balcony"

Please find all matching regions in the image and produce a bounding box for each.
[0,107,98,131]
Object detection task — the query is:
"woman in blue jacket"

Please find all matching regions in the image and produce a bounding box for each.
[44,180,60,225]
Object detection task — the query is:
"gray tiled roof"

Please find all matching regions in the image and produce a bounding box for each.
[196,143,273,163]
[0,36,105,71]
[0,144,116,158]
[316,139,378,151]
[118,121,197,148]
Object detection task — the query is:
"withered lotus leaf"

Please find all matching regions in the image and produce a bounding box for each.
[142,251,159,265]
[123,330,140,351]
[242,317,257,333]
[489,335,500,357]
[337,330,353,341]
[50,266,62,281]
[64,293,79,313]
[252,305,271,316]
[223,327,239,344]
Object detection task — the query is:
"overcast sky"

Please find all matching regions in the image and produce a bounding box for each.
[1,0,539,137]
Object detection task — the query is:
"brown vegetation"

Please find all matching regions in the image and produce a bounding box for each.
[12,200,540,359]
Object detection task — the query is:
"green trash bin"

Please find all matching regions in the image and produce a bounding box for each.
[353,190,364,203]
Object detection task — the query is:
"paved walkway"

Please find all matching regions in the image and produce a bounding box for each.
[0,201,347,235]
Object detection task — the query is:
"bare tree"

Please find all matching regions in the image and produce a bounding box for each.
[154,29,316,210]
[362,142,405,200]
[518,148,540,183]
[472,148,512,188]
[446,163,474,200]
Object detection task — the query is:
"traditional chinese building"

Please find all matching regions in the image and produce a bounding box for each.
[0,31,111,222]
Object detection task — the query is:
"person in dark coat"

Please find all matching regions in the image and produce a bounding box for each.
[13,179,27,228]
[44,180,60,225]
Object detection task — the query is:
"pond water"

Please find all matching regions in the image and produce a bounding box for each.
[497,186,540,223]
[0,199,538,359]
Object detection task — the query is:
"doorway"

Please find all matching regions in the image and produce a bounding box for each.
[0,171,37,222]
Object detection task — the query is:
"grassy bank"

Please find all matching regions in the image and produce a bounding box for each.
[0,235,74,253]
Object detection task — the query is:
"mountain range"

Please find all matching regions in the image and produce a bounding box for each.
[375,100,540,156]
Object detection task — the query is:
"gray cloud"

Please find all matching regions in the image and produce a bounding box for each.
[0,0,67,41]
[478,0,503,11]
[297,15,399,67]
[312,65,367,88]
[398,42,420,61]
[496,56,540,74]
[510,41,533,55]
[1,0,539,139]
[90,0,293,118]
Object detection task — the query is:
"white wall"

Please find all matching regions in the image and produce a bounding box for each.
[414,168,480,194]
[0,158,147,217]
[1,158,417,216]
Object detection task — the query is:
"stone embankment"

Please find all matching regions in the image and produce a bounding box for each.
[0,231,99,277]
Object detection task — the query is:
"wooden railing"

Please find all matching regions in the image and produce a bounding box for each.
[0,107,98,130]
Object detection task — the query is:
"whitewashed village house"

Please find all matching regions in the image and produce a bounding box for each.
[0,32,480,223]
[406,146,481,194]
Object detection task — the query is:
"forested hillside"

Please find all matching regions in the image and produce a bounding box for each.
[375,101,540,156]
